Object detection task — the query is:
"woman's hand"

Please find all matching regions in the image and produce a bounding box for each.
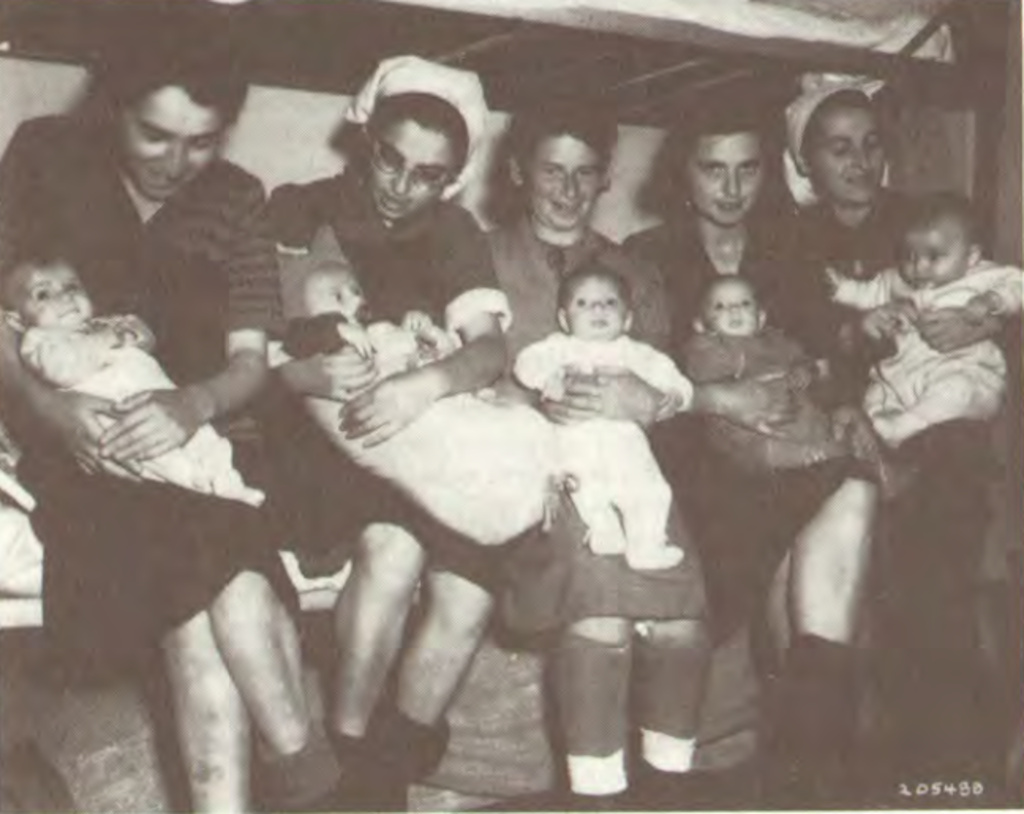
[43,390,117,473]
[541,368,664,426]
[99,387,210,463]
[830,404,882,459]
[280,347,379,401]
[917,306,1001,353]
[692,376,797,435]
[861,301,913,342]
[340,366,443,448]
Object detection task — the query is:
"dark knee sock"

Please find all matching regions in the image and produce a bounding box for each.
[556,631,631,759]
[635,633,711,742]
[769,634,859,778]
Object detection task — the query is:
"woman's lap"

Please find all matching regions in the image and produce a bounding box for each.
[258,389,504,591]
[673,444,852,640]
[19,452,297,676]
[500,491,708,635]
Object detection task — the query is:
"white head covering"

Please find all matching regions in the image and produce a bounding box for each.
[783,72,885,205]
[344,55,489,201]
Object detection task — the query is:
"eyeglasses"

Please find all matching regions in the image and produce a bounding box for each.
[369,138,452,193]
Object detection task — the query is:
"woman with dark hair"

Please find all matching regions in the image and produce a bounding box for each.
[257,56,513,811]
[625,97,879,805]
[0,26,333,814]
[488,103,715,809]
[786,82,1013,792]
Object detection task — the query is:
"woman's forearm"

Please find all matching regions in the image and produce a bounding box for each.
[183,351,268,424]
[180,330,269,423]
[426,333,507,399]
[689,379,739,419]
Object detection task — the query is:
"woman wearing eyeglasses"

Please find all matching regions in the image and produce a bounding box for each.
[255,57,512,810]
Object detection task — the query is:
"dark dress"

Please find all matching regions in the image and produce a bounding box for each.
[254,171,507,589]
[490,218,707,632]
[625,215,853,638]
[0,116,296,676]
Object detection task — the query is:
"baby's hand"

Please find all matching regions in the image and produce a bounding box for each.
[862,301,914,341]
[785,360,819,392]
[541,369,567,402]
[402,310,434,333]
[335,322,374,358]
[824,266,844,294]
[111,315,156,351]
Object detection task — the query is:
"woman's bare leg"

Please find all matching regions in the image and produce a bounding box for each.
[764,479,877,805]
[163,611,250,813]
[766,552,792,655]
[789,479,877,643]
[208,571,310,754]
[331,524,427,737]
[394,568,493,725]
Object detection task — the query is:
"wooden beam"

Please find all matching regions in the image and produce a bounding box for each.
[432,25,530,65]
[364,0,966,89]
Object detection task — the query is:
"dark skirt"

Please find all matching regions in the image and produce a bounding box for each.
[500,490,708,635]
[19,451,297,677]
[652,414,853,640]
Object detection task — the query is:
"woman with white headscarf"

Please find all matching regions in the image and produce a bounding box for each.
[254,56,512,810]
[786,79,1013,794]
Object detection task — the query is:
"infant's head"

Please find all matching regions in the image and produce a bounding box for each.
[1,254,93,332]
[696,276,764,338]
[302,258,369,325]
[556,265,632,341]
[899,192,981,290]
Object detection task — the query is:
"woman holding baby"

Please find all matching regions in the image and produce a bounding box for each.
[785,82,1014,792]
[626,96,880,805]
[489,105,716,809]
[256,56,540,811]
[0,24,333,813]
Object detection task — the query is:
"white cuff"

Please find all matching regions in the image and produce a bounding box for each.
[566,750,628,796]
[641,729,696,773]
[445,288,512,335]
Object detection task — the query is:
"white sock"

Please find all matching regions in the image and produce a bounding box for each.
[566,749,628,796]
[641,729,696,773]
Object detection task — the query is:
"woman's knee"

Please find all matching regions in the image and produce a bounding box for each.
[569,617,633,647]
[357,523,427,593]
[641,618,712,650]
[164,616,240,702]
[826,478,879,525]
[424,571,494,641]
[211,570,279,629]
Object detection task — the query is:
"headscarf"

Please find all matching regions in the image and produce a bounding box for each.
[344,55,489,200]
[783,73,884,205]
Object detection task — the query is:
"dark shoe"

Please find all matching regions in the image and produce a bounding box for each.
[363,705,451,780]
[325,730,408,812]
[251,734,343,813]
[330,765,408,812]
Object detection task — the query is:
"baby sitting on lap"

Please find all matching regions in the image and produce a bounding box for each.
[685,276,889,485]
[514,265,689,571]
[279,230,555,548]
[828,191,1022,448]
[1,255,264,506]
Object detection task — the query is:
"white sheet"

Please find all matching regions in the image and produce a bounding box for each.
[368,0,954,60]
